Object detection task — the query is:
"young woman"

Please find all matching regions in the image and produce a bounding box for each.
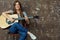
[2,0,36,40]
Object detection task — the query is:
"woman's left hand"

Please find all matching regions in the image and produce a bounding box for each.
[25,16,30,24]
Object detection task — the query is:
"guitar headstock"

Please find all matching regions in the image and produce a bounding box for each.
[33,15,39,19]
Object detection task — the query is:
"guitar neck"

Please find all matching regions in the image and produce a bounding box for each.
[15,16,33,20]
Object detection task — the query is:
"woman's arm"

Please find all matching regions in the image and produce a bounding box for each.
[23,12,30,24]
[2,10,15,22]
[25,16,30,24]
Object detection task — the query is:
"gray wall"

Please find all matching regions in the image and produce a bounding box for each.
[0,0,60,40]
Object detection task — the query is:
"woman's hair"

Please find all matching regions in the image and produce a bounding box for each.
[13,0,29,28]
[13,0,23,14]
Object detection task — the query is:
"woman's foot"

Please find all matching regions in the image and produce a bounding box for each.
[28,32,37,40]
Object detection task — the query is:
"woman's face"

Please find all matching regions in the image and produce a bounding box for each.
[15,2,20,10]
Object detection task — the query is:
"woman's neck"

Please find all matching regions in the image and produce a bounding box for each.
[16,9,21,14]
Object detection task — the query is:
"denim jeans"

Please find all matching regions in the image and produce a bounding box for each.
[9,22,28,40]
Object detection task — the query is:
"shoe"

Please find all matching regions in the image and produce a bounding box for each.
[29,33,37,40]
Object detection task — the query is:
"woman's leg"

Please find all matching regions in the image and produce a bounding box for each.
[14,22,28,33]
[9,22,36,40]
[15,22,37,40]
[9,23,18,33]
[14,22,28,40]
[9,22,28,40]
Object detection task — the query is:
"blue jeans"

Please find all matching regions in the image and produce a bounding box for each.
[9,22,28,40]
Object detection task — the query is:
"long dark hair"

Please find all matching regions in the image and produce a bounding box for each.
[13,0,23,17]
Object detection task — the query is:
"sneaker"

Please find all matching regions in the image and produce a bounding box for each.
[29,33,37,40]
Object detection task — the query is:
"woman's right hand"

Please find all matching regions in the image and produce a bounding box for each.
[10,18,15,23]
[2,11,15,23]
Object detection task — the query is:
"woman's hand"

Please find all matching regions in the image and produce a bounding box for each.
[25,16,30,24]
[10,18,15,23]
[2,12,15,23]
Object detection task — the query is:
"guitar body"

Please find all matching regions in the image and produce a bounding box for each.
[0,14,18,28]
[0,15,9,28]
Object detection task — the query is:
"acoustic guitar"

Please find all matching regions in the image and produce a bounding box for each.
[0,14,33,29]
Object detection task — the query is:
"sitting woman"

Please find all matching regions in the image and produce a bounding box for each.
[2,0,36,40]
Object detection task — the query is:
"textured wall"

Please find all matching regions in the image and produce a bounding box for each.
[0,0,60,40]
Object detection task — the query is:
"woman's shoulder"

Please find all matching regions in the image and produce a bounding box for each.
[23,11,27,16]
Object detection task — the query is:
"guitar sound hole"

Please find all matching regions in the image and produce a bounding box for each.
[6,19,12,24]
